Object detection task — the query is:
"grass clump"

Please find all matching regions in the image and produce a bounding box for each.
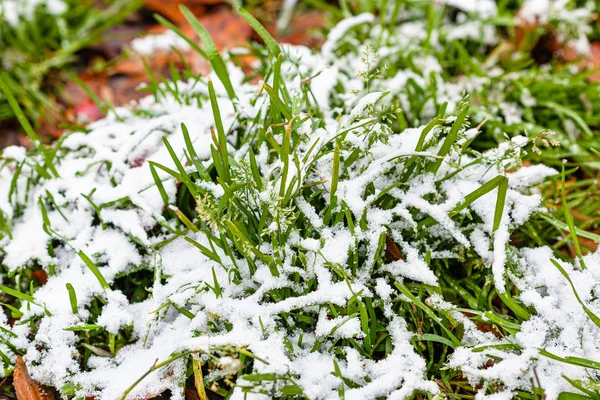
[0,1,598,399]
[0,0,136,126]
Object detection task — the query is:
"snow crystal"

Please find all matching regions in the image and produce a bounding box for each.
[131,30,191,55]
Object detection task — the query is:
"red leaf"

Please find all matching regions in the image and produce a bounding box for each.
[14,356,56,400]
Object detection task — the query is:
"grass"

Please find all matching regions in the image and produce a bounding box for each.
[0,0,137,128]
[0,1,598,399]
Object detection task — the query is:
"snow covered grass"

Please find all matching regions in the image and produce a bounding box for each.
[0,1,599,399]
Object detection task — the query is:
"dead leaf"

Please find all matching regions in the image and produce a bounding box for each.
[31,270,48,285]
[385,235,403,263]
[87,25,148,59]
[144,0,213,26]
[63,73,114,109]
[14,356,56,400]
[587,42,600,81]
[0,122,21,149]
[197,6,252,51]
[269,11,325,47]
[578,236,599,253]
[476,321,502,338]
[185,386,201,400]
[139,389,170,400]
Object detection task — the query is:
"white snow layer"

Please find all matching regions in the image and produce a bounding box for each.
[131,30,191,55]
[0,0,66,25]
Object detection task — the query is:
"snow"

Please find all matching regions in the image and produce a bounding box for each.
[442,0,497,19]
[507,165,558,188]
[518,0,592,55]
[130,30,191,55]
[321,13,375,60]
[452,247,600,398]
[1,145,26,162]
[0,0,66,25]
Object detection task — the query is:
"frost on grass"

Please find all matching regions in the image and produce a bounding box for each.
[0,3,598,400]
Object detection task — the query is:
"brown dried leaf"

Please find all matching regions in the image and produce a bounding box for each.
[197,6,252,51]
[269,11,325,47]
[587,42,600,82]
[385,235,403,263]
[144,0,213,26]
[185,386,201,400]
[31,270,48,285]
[476,321,502,338]
[0,122,21,149]
[88,25,148,59]
[14,356,56,400]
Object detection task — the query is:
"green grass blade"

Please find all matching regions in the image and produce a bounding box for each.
[550,258,600,328]
[557,392,593,400]
[263,84,293,120]
[171,302,195,319]
[237,7,281,58]
[544,101,593,137]
[414,333,456,348]
[181,123,211,181]
[330,142,341,206]
[180,5,236,99]
[211,267,222,298]
[78,250,110,290]
[420,175,504,227]
[170,206,198,233]
[66,283,78,314]
[0,72,41,145]
[162,137,200,198]
[493,176,508,232]
[430,105,470,174]
[0,285,35,303]
[69,73,108,115]
[148,161,183,182]
[540,348,600,370]
[149,164,170,210]
[497,290,531,320]
[560,162,587,269]
[539,214,600,243]
[183,236,222,264]
[279,124,292,198]
[394,282,461,347]
[208,79,231,183]
[154,14,207,58]
[0,71,58,178]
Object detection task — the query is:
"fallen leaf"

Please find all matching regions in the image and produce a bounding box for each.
[587,42,600,81]
[14,356,56,400]
[269,11,325,47]
[476,321,502,338]
[0,122,21,149]
[185,386,201,400]
[578,236,599,253]
[385,235,403,263]
[73,101,105,123]
[144,0,213,26]
[87,25,148,59]
[31,270,48,285]
[197,6,252,50]
[62,73,114,110]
